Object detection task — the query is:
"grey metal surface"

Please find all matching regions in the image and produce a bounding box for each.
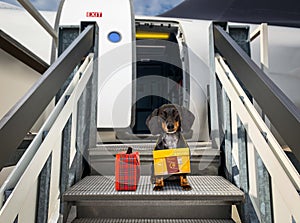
[64,176,244,202]
[237,118,259,223]
[0,25,95,170]
[72,219,235,223]
[91,141,216,158]
[228,26,250,56]
[95,141,211,149]
[36,153,52,223]
[76,204,232,219]
[56,26,80,103]
[222,89,232,182]
[256,153,272,223]
[60,114,72,220]
[0,29,49,73]
[64,176,242,219]
[213,24,300,161]
[90,142,214,155]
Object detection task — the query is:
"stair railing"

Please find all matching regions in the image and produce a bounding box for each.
[211,24,300,223]
[0,25,94,170]
[213,24,300,160]
[0,24,97,222]
[0,53,95,222]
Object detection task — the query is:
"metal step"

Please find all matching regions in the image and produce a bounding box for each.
[63,176,244,219]
[72,218,235,223]
[95,141,212,150]
[89,142,220,176]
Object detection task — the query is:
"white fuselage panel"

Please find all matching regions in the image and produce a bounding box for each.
[59,0,133,128]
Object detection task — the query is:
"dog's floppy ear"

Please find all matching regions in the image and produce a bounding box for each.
[146,108,162,135]
[178,106,195,132]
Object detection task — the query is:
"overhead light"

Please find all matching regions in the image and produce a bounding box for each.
[136,32,170,39]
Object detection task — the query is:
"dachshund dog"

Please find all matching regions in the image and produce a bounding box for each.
[146,104,195,191]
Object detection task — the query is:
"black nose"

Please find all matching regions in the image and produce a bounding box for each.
[167,123,174,130]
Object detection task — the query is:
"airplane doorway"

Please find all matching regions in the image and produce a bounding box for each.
[133,21,186,134]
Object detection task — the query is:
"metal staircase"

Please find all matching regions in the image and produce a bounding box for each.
[64,175,243,222]
[1,2,300,221]
[61,141,242,222]
[59,139,244,222]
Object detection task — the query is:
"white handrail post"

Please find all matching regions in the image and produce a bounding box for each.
[249,23,269,71]
[260,23,269,72]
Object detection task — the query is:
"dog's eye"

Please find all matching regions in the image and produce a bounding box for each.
[163,111,168,118]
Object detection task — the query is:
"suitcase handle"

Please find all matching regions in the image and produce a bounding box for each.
[126,147,133,154]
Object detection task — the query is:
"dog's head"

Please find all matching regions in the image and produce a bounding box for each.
[146,104,195,135]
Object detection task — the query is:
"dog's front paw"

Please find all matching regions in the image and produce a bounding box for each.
[153,177,164,191]
[153,185,164,191]
[180,175,192,191]
[182,184,192,191]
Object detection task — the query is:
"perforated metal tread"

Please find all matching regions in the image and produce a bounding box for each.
[93,142,212,151]
[72,219,235,223]
[90,142,218,157]
[95,141,212,150]
[64,176,244,203]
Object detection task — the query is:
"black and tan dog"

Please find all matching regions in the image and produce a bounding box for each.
[146,104,195,191]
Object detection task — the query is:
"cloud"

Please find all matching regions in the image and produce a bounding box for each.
[133,0,183,16]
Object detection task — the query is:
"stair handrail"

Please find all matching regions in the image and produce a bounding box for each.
[0,52,94,222]
[215,54,300,222]
[0,25,95,170]
[213,24,300,161]
[217,55,300,188]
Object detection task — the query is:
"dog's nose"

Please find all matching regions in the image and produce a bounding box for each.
[167,123,174,130]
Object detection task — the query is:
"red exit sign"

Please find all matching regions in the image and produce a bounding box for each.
[86,12,102,17]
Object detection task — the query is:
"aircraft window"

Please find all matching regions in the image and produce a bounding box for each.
[108,31,121,43]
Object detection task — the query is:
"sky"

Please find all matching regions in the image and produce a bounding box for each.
[0,0,183,15]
